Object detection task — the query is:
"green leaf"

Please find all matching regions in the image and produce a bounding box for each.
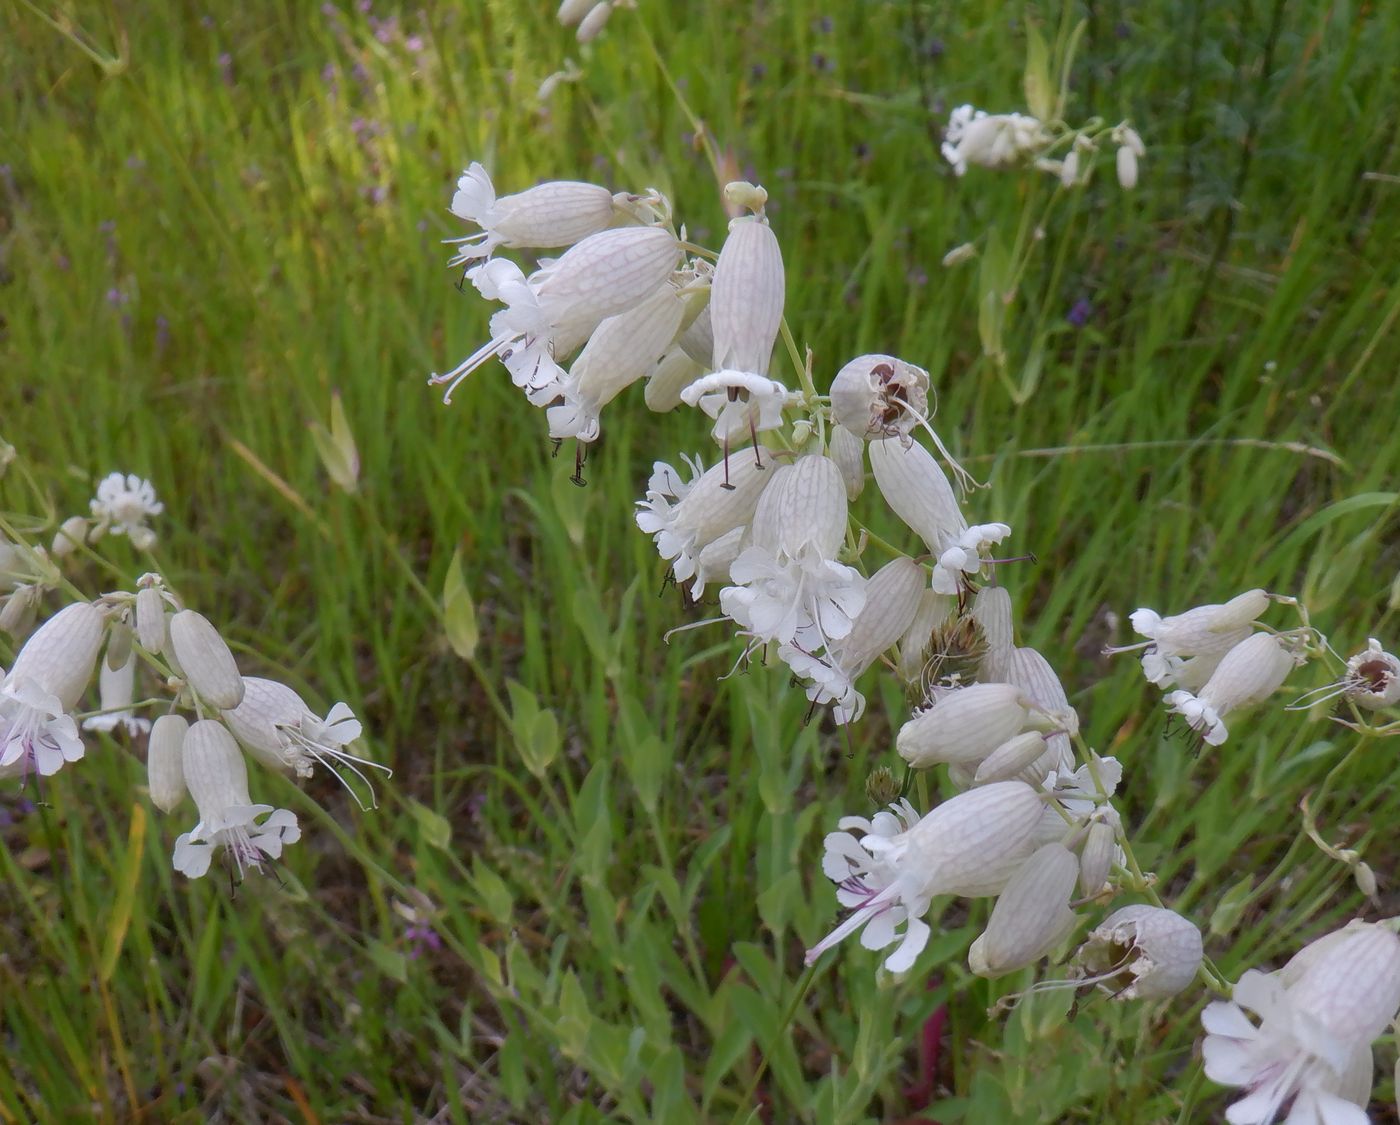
[1023,19,1053,121]
[442,545,479,661]
[408,799,452,851]
[1210,875,1255,937]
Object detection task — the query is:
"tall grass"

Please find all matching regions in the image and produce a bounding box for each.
[3,0,1399,1120]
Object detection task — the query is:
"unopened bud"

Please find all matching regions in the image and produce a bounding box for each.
[168,611,245,710]
[969,843,1079,978]
[147,713,189,812]
[51,516,89,558]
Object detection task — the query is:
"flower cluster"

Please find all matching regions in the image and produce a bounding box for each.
[434,157,1400,1121]
[1,467,384,881]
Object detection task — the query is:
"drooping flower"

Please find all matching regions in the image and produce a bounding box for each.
[897,682,1042,769]
[1108,588,1269,689]
[868,436,967,554]
[634,451,771,590]
[719,456,866,651]
[545,282,686,442]
[446,162,620,267]
[781,555,926,724]
[806,781,1046,972]
[828,354,931,441]
[220,676,389,808]
[1201,921,1400,1124]
[431,226,682,403]
[172,719,300,879]
[930,522,1013,595]
[147,713,188,812]
[0,602,104,780]
[1290,639,1400,714]
[89,473,164,550]
[1165,632,1300,746]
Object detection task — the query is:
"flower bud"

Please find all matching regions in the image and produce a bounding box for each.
[710,213,784,377]
[1077,905,1202,1000]
[181,719,253,822]
[452,162,617,251]
[941,242,978,268]
[969,843,1079,978]
[973,732,1049,785]
[897,683,1032,768]
[677,303,714,369]
[135,585,167,654]
[828,423,865,501]
[575,1,613,42]
[1077,816,1118,898]
[8,601,105,709]
[1116,145,1138,190]
[169,611,246,710]
[869,436,966,553]
[51,516,89,558]
[829,354,930,441]
[557,0,593,26]
[147,713,189,812]
[643,345,704,413]
[0,584,42,637]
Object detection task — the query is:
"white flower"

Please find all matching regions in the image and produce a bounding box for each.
[643,345,705,413]
[1292,640,1400,713]
[679,370,795,444]
[431,226,682,403]
[50,515,89,558]
[82,653,150,737]
[782,556,927,724]
[1109,588,1269,689]
[1202,922,1400,1124]
[941,105,1049,176]
[173,719,300,879]
[446,162,619,267]
[545,283,686,442]
[930,522,1013,595]
[719,456,866,651]
[827,423,865,500]
[634,451,770,590]
[575,1,613,43]
[710,208,785,376]
[1165,632,1299,746]
[0,679,86,779]
[1076,905,1202,1000]
[220,676,388,808]
[89,473,163,550]
[806,781,1046,972]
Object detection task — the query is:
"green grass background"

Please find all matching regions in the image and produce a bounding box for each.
[3,0,1400,1121]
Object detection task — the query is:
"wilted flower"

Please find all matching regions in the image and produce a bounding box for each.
[828,354,931,441]
[173,719,300,879]
[806,781,1046,972]
[1076,905,1201,1000]
[1291,639,1400,714]
[90,473,164,550]
[1201,921,1400,1124]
